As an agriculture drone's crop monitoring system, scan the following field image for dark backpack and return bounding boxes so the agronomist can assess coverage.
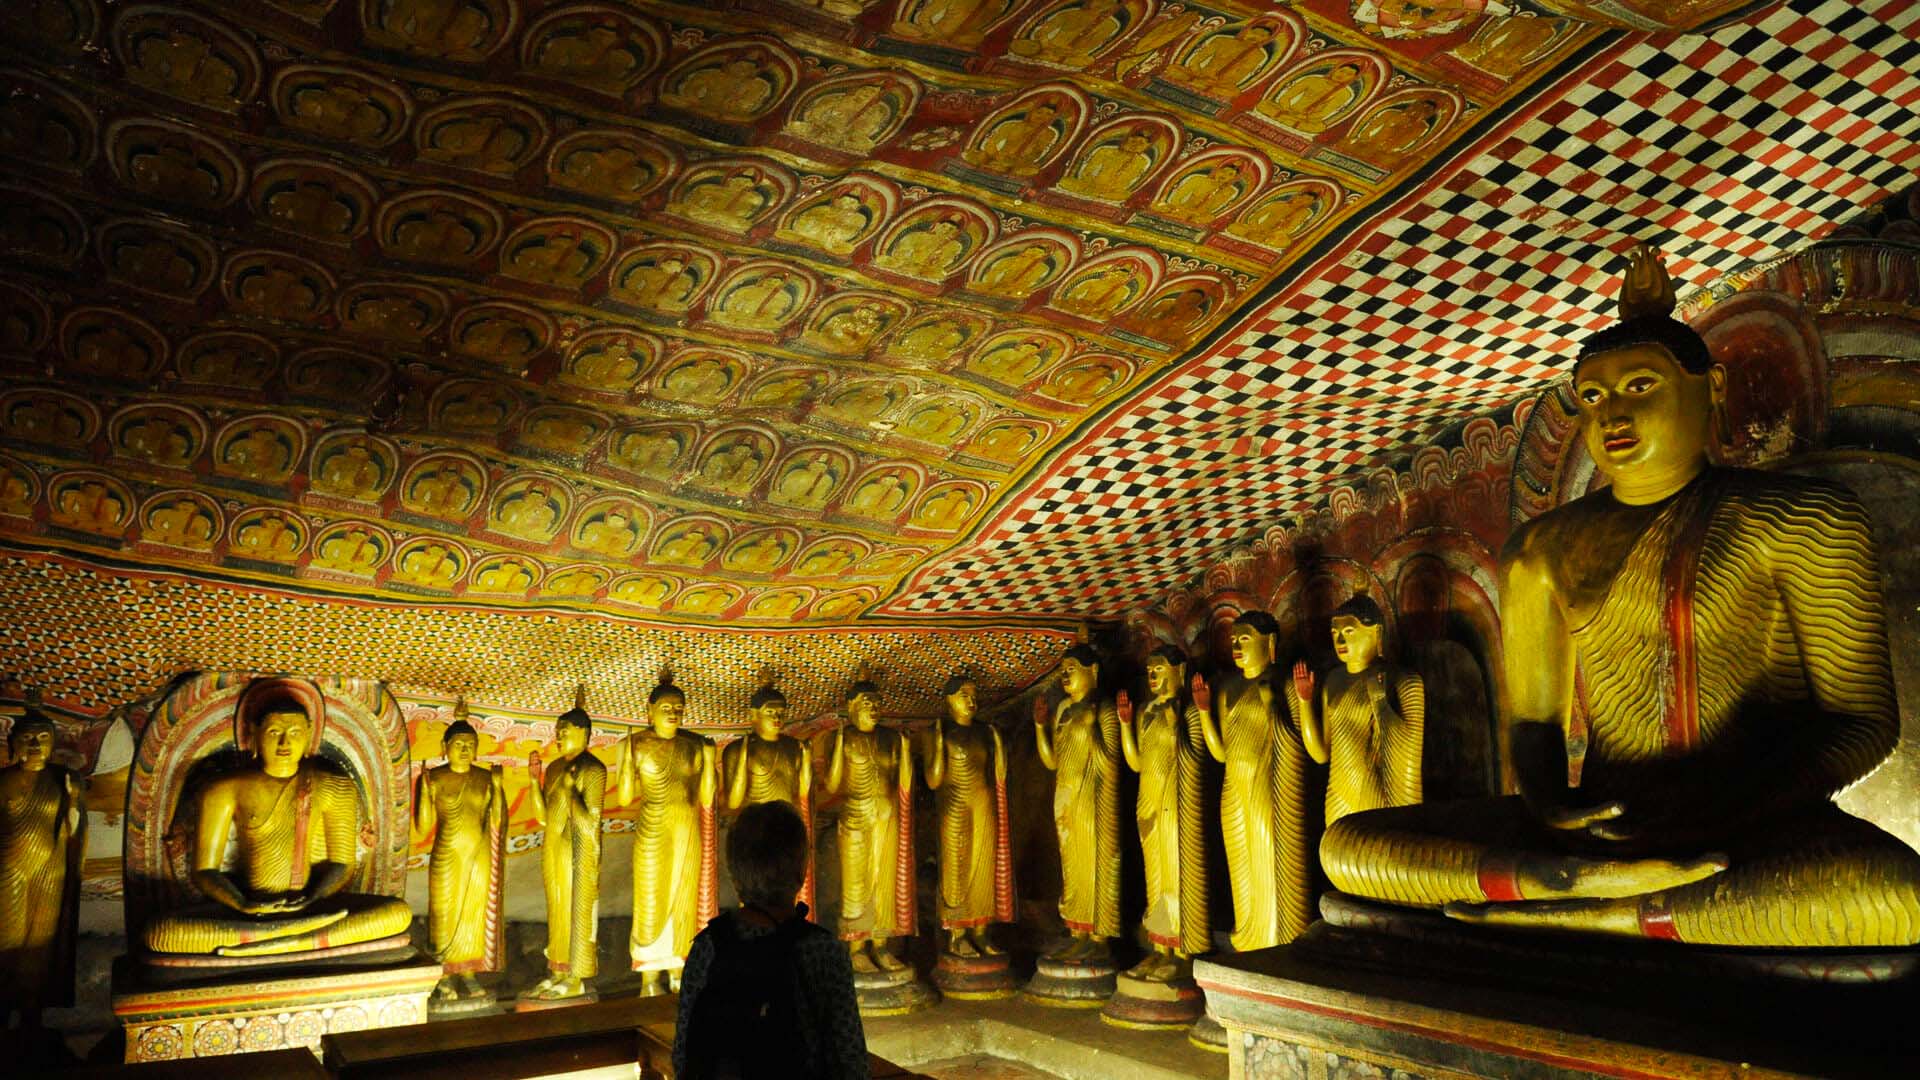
[681,912,812,1080]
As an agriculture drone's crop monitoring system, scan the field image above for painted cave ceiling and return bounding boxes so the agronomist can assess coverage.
[0,0,1916,716]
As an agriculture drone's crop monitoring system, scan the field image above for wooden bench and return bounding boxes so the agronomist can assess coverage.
[321,994,932,1079]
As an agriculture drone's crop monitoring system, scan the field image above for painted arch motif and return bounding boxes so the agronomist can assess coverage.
[1006,0,1156,70]
[773,176,900,258]
[358,0,519,63]
[520,4,665,94]
[272,64,414,149]
[1053,114,1184,204]
[560,328,663,394]
[662,159,795,235]
[1162,12,1305,99]
[113,6,263,113]
[656,38,801,124]
[782,73,920,156]
[1255,48,1392,135]
[871,198,999,284]
[963,84,1093,178]
[547,128,679,202]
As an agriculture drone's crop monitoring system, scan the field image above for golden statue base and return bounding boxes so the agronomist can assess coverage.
[1196,915,1920,1079]
[931,950,1019,1000]
[1100,970,1205,1030]
[112,954,442,1062]
[1022,950,1117,1008]
[853,965,941,1017]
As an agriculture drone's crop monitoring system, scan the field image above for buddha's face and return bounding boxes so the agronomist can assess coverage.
[1060,658,1096,702]
[1331,615,1382,671]
[752,700,787,738]
[556,720,590,757]
[445,732,478,771]
[650,691,686,737]
[1574,343,1718,483]
[255,709,313,776]
[1332,64,1361,84]
[9,725,53,770]
[1229,623,1273,675]
[946,680,977,725]
[847,692,877,732]
[1146,655,1181,698]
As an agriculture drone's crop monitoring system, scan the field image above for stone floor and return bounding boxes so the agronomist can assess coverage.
[916,1055,1059,1079]
[865,994,1226,1080]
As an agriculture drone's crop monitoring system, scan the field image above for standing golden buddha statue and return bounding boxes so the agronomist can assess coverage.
[522,693,607,1003]
[1,710,84,1027]
[1321,245,1920,948]
[616,672,716,996]
[415,704,506,1010]
[722,679,814,914]
[1289,595,1424,825]
[1029,645,1122,1005]
[827,679,938,1015]
[925,675,1016,999]
[1198,611,1314,952]
[826,680,912,972]
[1104,646,1212,1029]
[142,684,414,960]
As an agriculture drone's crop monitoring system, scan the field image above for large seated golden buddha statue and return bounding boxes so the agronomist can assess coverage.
[140,680,414,962]
[1321,246,1920,948]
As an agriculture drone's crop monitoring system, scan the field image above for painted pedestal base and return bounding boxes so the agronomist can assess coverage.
[1197,919,1920,1079]
[1101,970,1204,1030]
[932,950,1019,1000]
[113,956,442,1062]
[1022,952,1117,1008]
[855,965,941,1017]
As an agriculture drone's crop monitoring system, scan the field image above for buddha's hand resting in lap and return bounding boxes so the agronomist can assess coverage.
[1542,799,1632,842]
[242,891,310,916]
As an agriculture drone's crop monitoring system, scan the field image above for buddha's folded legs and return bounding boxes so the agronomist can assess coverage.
[143,894,414,957]
[1326,799,1920,946]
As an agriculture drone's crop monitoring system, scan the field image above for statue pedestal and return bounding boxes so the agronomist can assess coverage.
[1022,952,1117,1008]
[513,989,600,1012]
[112,955,442,1062]
[1196,918,1920,1079]
[1187,1010,1228,1053]
[1100,969,1204,1030]
[855,965,941,1017]
[931,950,1019,1000]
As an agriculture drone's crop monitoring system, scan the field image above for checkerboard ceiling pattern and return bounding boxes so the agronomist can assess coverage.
[883,0,1920,617]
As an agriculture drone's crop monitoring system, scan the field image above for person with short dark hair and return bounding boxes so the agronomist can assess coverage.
[674,800,868,1080]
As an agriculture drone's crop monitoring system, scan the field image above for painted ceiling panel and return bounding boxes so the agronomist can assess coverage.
[0,0,1628,628]
[889,0,1920,617]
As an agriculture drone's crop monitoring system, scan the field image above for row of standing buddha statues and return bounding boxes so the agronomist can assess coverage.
[383,603,1424,1016]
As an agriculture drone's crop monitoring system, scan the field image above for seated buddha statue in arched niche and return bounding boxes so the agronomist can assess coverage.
[141,681,415,959]
[1321,246,1920,947]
